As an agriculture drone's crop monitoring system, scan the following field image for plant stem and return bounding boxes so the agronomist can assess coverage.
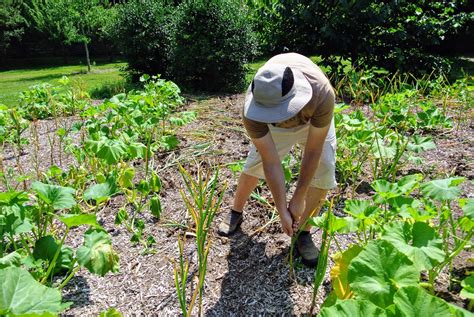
[309,207,333,315]
[19,234,32,257]
[58,262,80,289]
[41,227,69,284]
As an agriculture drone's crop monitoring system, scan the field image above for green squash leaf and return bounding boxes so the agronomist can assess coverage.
[396,174,422,195]
[118,167,135,189]
[343,200,378,219]
[149,196,161,220]
[127,142,147,159]
[59,214,102,229]
[407,135,436,153]
[460,275,474,300]
[160,135,179,151]
[372,179,399,203]
[0,266,70,316]
[31,182,76,210]
[84,178,118,204]
[114,208,129,225]
[371,141,397,159]
[0,191,29,206]
[319,299,387,317]
[0,252,21,269]
[420,177,465,201]
[149,172,161,193]
[77,229,119,276]
[0,205,33,236]
[394,286,450,316]
[386,196,416,215]
[86,138,127,165]
[136,179,150,195]
[344,200,377,219]
[348,240,420,308]
[33,236,74,275]
[459,198,474,221]
[98,139,127,164]
[332,216,360,234]
[382,222,445,271]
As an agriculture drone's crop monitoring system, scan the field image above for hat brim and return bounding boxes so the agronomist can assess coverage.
[243,68,312,123]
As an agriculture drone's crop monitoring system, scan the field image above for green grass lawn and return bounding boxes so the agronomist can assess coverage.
[0,61,126,106]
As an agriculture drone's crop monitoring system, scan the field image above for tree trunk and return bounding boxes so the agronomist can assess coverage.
[84,41,91,72]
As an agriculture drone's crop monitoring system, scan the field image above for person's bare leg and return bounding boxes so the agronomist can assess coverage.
[299,187,328,231]
[231,172,260,213]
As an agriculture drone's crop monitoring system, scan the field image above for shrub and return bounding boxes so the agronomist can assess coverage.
[247,0,472,75]
[171,0,257,92]
[114,0,174,81]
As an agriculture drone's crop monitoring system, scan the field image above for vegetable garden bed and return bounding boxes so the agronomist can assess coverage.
[0,76,472,316]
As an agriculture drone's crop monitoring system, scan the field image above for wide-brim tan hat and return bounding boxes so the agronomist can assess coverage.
[244,63,312,123]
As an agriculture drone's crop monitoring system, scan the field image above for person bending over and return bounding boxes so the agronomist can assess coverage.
[218,53,337,267]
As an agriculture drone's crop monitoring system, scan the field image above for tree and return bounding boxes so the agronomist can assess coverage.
[28,0,112,72]
[247,0,473,74]
[0,0,26,61]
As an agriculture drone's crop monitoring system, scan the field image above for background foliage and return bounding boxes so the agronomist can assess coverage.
[0,0,25,61]
[171,0,257,92]
[113,0,174,81]
[1,0,473,91]
[246,0,473,75]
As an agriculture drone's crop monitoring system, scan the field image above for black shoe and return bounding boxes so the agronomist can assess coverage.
[296,231,320,268]
[217,209,243,236]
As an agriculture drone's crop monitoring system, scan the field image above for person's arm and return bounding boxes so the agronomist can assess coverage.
[252,133,294,236]
[289,86,335,223]
[288,124,330,222]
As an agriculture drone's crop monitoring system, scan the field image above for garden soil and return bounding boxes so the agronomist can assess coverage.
[2,94,473,316]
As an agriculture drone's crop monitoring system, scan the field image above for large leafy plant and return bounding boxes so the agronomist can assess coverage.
[171,0,257,92]
[0,181,119,316]
[315,175,473,316]
[335,103,438,192]
[19,77,89,120]
[0,266,70,316]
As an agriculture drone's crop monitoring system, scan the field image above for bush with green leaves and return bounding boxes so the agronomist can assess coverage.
[0,0,26,61]
[114,0,174,81]
[247,0,472,74]
[171,0,257,92]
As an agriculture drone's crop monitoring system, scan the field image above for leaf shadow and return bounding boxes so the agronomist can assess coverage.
[61,275,93,311]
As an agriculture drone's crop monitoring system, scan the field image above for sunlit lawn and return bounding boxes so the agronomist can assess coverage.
[0,61,126,106]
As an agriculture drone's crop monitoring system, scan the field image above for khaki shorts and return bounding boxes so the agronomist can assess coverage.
[243,119,337,189]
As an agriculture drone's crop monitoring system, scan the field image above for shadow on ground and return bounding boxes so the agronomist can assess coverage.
[61,275,93,311]
[207,230,294,315]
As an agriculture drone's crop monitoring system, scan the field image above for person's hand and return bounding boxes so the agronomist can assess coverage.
[279,208,294,236]
[288,193,305,224]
